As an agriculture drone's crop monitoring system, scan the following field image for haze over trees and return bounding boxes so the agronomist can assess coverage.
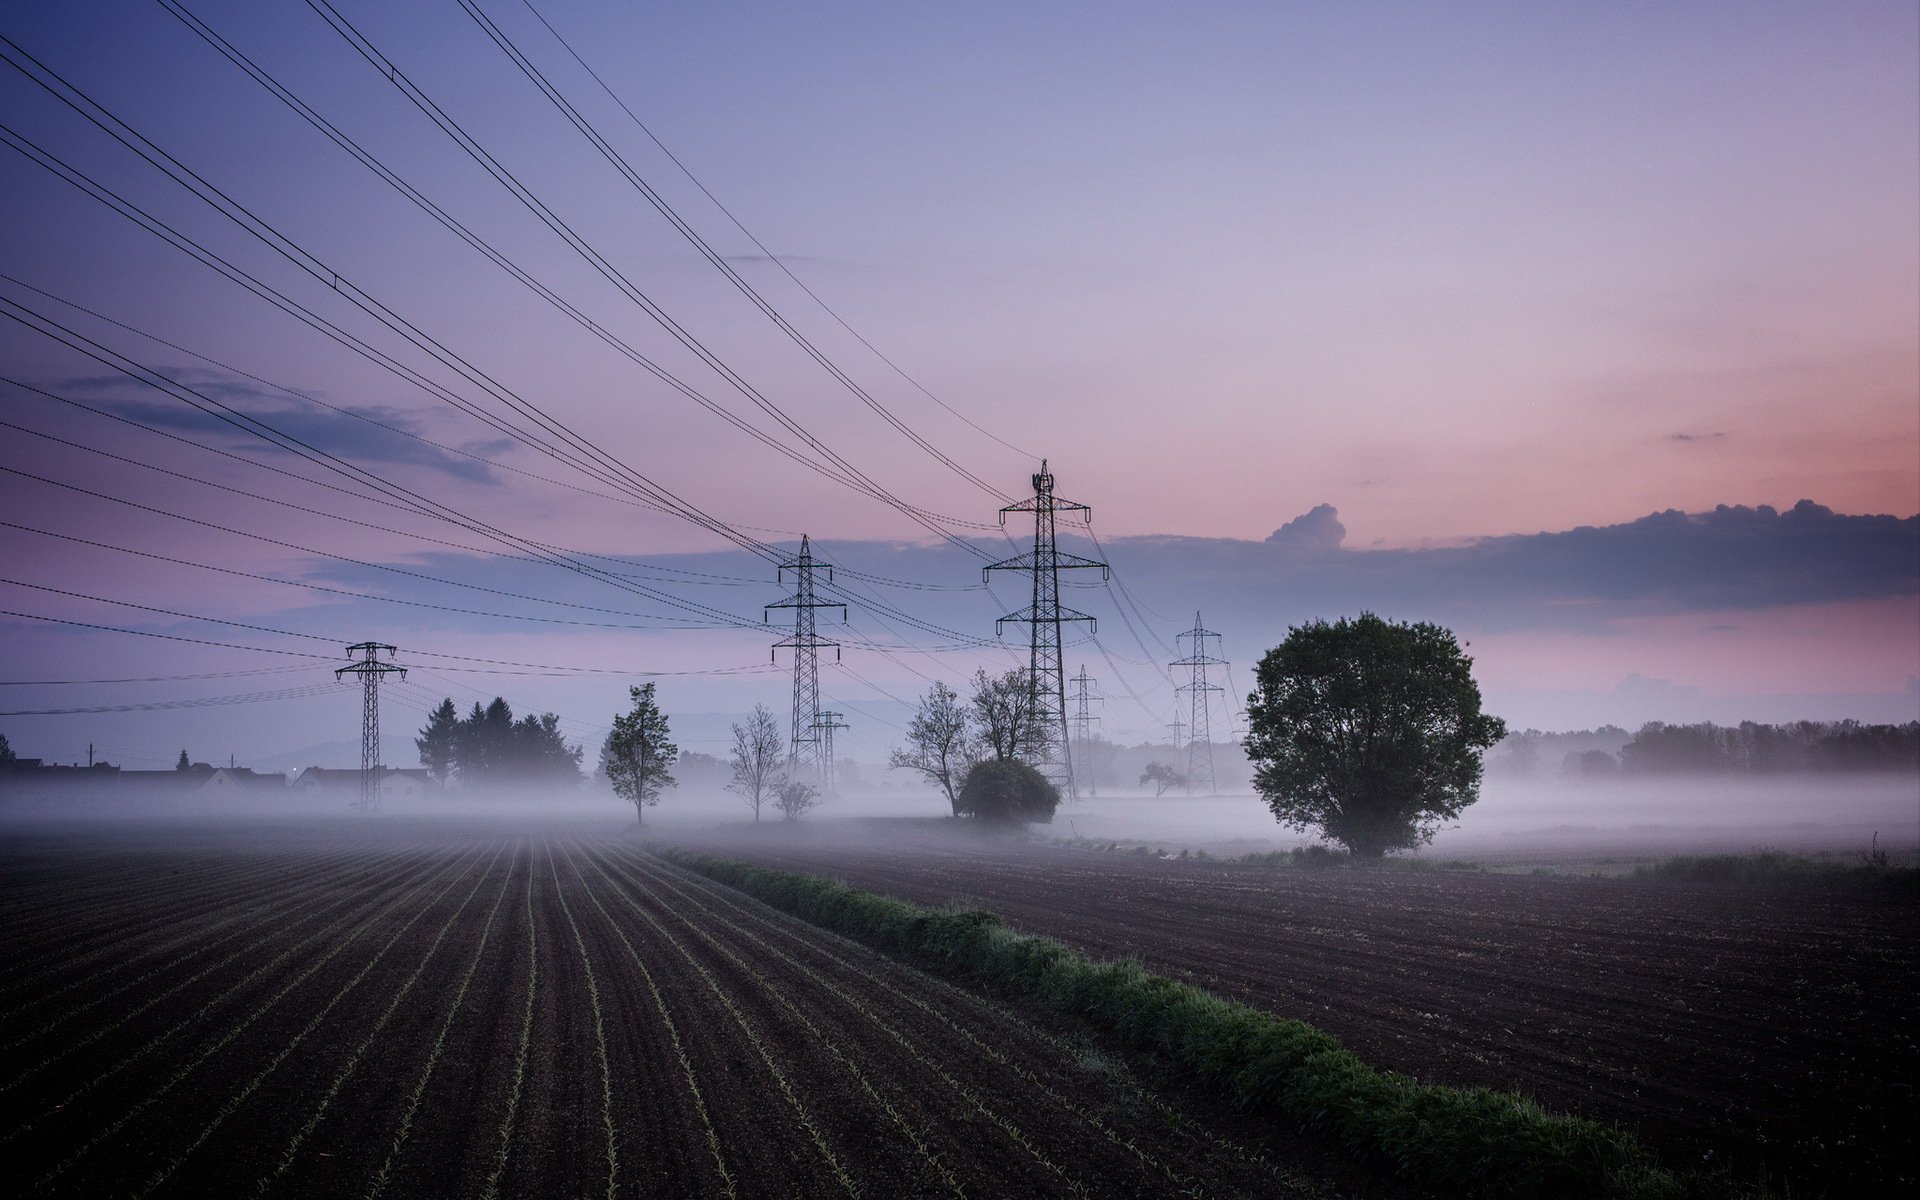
[416,696,582,790]
[1138,761,1183,797]
[599,684,677,824]
[728,704,785,823]
[1244,614,1506,857]
[890,669,1064,821]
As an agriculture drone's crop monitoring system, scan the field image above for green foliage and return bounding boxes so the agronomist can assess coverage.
[1243,613,1506,857]
[956,758,1059,824]
[660,849,1696,1199]
[600,684,677,823]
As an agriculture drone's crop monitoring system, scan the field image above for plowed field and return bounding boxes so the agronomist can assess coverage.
[668,824,1920,1196]
[0,826,1342,1199]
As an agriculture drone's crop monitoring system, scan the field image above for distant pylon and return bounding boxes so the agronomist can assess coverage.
[987,461,1107,801]
[813,710,850,792]
[1167,709,1187,757]
[1068,665,1102,795]
[1170,612,1225,795]
[335,642,405,813]
[766,535,844,780]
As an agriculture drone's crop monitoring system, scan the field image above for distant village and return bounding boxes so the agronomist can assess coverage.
[0,756,438,801]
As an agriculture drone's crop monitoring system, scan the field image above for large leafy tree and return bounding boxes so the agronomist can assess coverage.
[888,681,979,816]
[600,684,677,824]
[1243,614,1506,857]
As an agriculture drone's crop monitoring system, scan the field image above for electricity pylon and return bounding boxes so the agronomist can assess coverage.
[335,642,405,813]
[766,535,844,779]
[1170,613,1225,794]
[987,461,1107,801]
[1068,665,1101,795]
[813,710,850,792]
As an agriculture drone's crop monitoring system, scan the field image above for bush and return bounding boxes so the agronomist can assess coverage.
[956,759,1059,824]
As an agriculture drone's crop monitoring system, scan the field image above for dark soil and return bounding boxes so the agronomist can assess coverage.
[665,822,1920,1197]
[0,824,1361,1198]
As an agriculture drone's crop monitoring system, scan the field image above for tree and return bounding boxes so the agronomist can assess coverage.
[1138,761,1183,797]
[600,684,677,825]
[969,668,1049,763]
[728,704,784,823]
[956,759,1059,824]
[415,698,459,784]
[449,697,581,789]
[0,732,14,764]
[774,776,820,821]
[888,681,979,815]
[176,749,190,772]
[1243,613,1506,857]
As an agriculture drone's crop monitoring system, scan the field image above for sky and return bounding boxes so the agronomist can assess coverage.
[1,0,1915,771]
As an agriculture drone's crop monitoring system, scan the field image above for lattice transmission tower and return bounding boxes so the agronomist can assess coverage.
[335,642,405,813]
[766,535,844,781]
[1170,613,1225,794]
[813,710,850,792]
[1068,665,1102,795]
[987,461,1107,800]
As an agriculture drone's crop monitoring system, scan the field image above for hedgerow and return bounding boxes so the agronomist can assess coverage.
[657,847,1733,1200]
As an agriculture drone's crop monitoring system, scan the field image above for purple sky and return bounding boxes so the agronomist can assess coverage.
[1,1,1915,769]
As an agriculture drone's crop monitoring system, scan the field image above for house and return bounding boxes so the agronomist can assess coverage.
[291,767,438,798]
[195,767,287,795]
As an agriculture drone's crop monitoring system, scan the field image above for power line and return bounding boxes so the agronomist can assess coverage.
[451,0,1015,503]
[509,0,1037,462]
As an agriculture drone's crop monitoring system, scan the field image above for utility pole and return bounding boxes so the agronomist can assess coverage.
[1167,710,1187,758]
[812,710,850,792]
[1170,613,1225,795]
[766,535,844,782]
[1068,665,1102,795]
[335,642,405,813]
[987,461,1107,801]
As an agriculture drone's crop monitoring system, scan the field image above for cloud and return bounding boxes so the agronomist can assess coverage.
[1667,431,1728,443]
[1264,503,1345,550]
[58,368,498,483]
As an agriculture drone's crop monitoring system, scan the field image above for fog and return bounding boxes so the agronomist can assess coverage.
[2,773,1913,870]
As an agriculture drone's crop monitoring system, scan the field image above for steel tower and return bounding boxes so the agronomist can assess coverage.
[813,710,850,792]
[335,642,405,813]
[1170,613,1225,794]
[1068,665,1102,795]
[766,535,844,780]
[987,461,1107,800]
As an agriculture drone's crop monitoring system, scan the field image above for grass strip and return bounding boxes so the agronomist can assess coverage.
[657,847,1714,1200]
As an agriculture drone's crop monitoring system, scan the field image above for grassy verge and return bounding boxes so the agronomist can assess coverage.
[656,846,1731,1200]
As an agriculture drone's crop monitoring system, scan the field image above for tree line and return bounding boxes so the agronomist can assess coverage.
[1492,720,1920,779]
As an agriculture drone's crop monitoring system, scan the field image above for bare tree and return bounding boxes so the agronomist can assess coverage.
[969,668,1049,763]
[728,704,784,823]
[774,776,820,821]
[888,681,979,816]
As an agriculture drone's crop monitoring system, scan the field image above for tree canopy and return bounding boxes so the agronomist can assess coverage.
[421,697,582,790]
[600,684,677,824]
[1243,614,1505,857]
[957,759,1059,824]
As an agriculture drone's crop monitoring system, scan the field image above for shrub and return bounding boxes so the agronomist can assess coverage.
[956,759,1059,824]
